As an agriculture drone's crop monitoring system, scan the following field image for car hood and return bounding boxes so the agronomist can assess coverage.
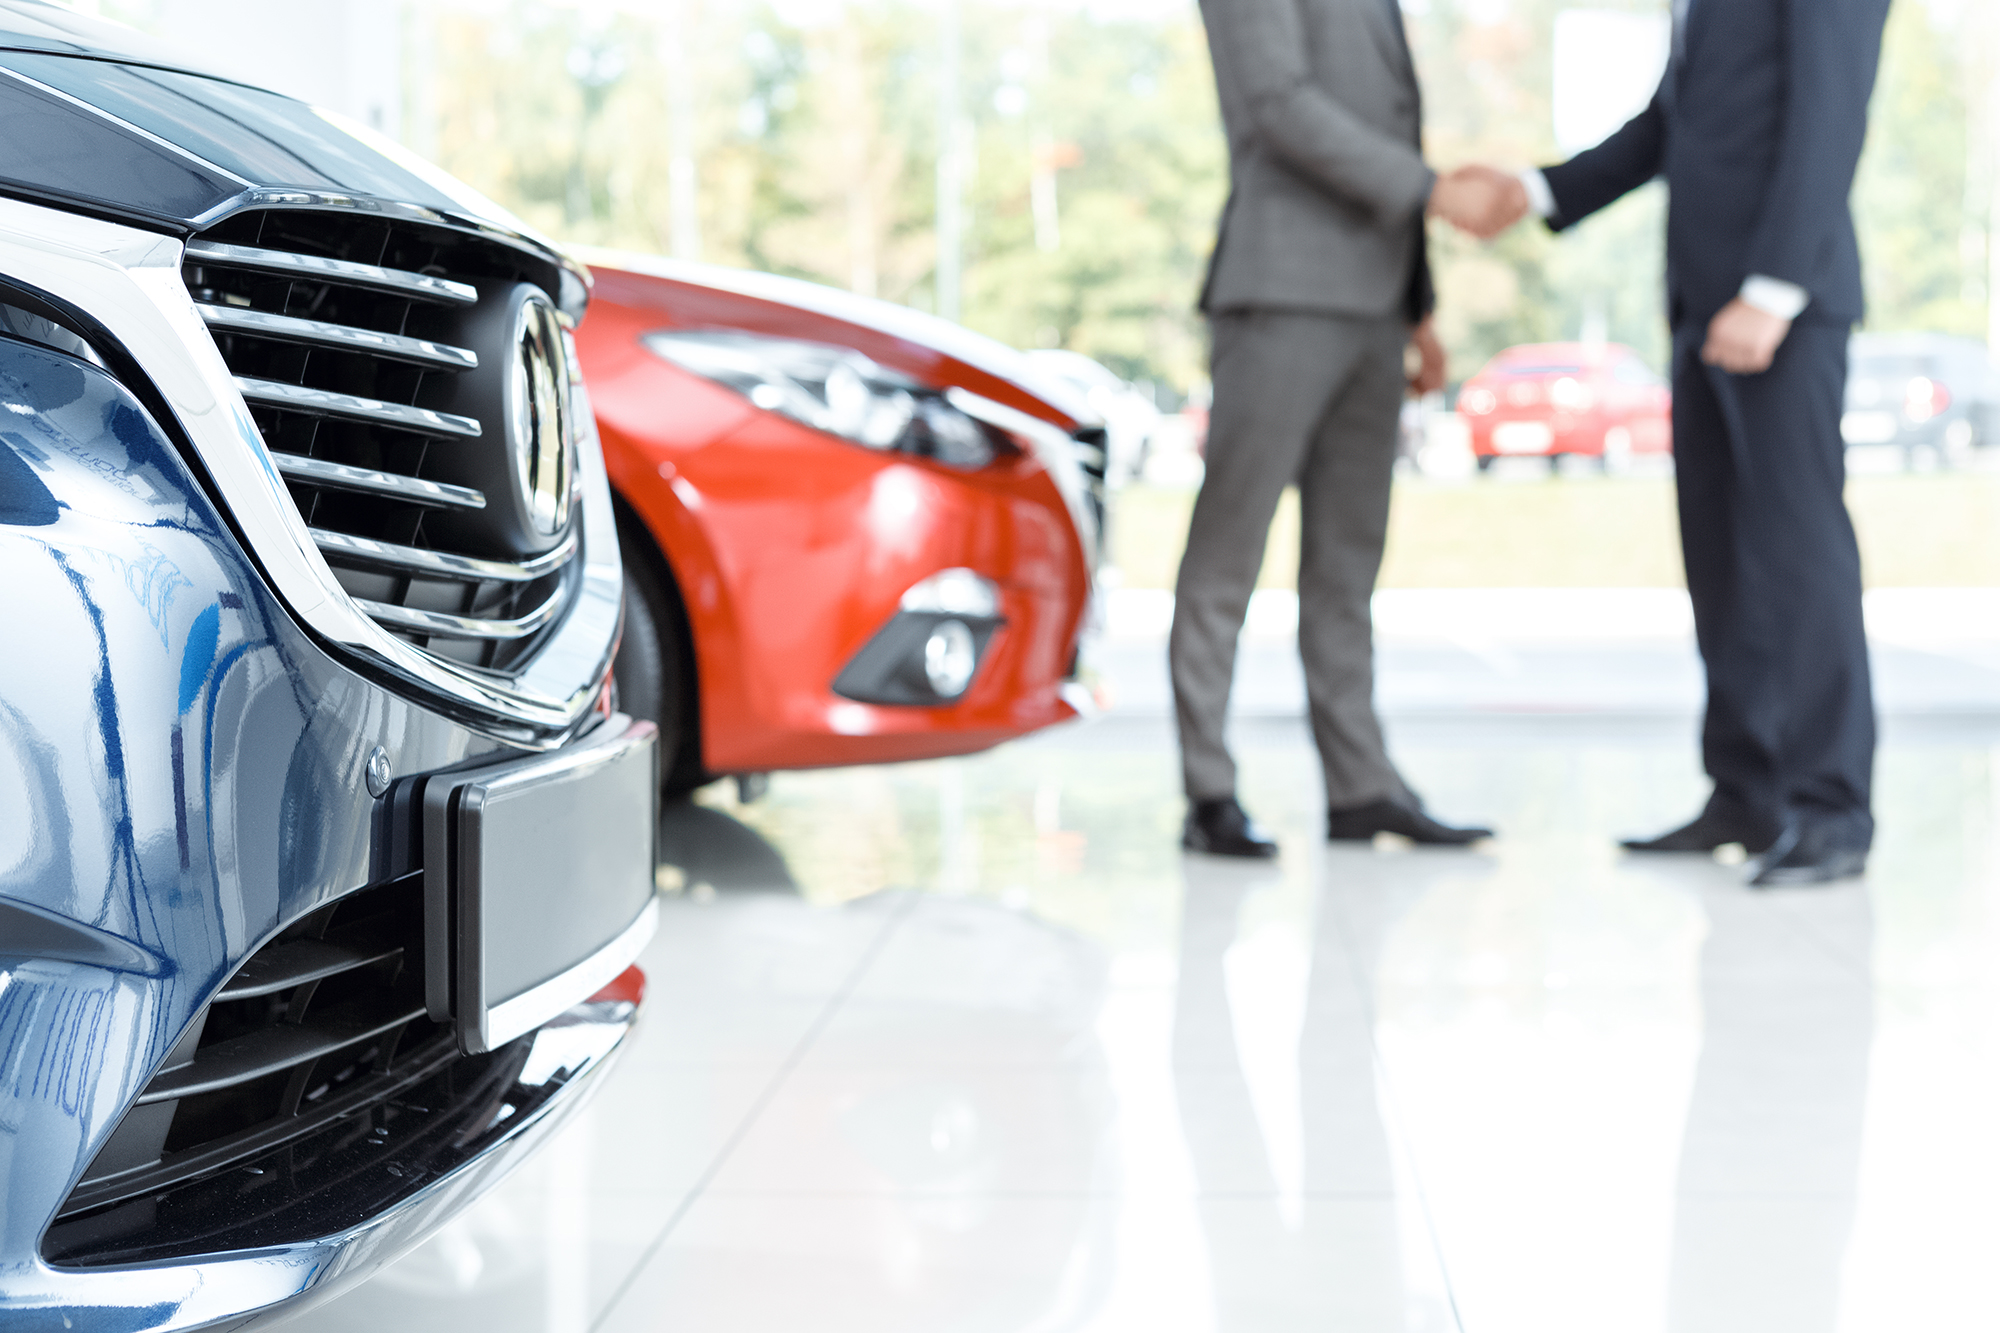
[0,0,559,265]
[578,248,1101,431]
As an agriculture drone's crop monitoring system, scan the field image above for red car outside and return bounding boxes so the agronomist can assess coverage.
[574,252,1101,789]
[1457,341,1672,471]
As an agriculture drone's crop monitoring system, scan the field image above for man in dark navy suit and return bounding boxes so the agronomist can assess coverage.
[1517,0,1893,884]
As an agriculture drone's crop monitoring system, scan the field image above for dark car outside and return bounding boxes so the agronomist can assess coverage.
[1842,331,2000,465]
[0,4,657,1327]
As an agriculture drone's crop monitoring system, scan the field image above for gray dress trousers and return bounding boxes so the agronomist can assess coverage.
[1169,308,1415,809]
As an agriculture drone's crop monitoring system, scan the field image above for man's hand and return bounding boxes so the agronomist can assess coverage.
[1427,165,1529,240]
[1701,298,1792,375]
[1408,317,1447,396]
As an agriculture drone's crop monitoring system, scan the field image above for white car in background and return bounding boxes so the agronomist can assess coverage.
[1026,348,1163,489]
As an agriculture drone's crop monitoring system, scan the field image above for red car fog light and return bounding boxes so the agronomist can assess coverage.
[833,568,1004,705]
[924,619,979,697]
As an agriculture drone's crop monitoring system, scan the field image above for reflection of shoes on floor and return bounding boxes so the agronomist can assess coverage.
[1327,798,1491,846]
[1621,795,1779,854]
[1750,824,1868,888]
[1182,796,1279,859]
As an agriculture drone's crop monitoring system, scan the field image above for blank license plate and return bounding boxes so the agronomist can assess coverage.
[425,716,658,1052]
[1842,411,1898,445]
[1492,421,1555,454]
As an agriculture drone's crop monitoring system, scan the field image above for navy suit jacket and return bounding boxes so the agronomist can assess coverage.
[1541,0,1890,329]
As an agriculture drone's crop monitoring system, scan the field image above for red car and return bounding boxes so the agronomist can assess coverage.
[1457,341,1672,471]
[574,253,1101,789]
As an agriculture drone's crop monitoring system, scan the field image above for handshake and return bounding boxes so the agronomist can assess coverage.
[1426,164,1531,241]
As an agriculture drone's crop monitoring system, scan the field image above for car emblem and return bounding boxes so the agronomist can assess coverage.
[509,292,575,537]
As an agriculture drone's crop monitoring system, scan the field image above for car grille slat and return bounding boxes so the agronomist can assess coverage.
[271,452,487,510]
[234,375,483,439]
[313,526,576,583]
[354,585,571,641]
[215,931,405,1001]
[184,238,480,305]
[198,303,479,370]
[137,999,428,1104]
[55,875,461,1239]
[185,208,583,674]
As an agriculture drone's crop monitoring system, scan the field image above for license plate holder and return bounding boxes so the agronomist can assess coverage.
[422,716,658,1053]
[1493,421,1555,454]
[1841,410,1898,445]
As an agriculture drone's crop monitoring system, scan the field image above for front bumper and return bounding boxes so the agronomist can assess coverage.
[6,979,640,1333]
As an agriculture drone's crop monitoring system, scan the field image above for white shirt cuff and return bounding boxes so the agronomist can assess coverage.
[1519,169,1556,220]
[1739,275,1809,320]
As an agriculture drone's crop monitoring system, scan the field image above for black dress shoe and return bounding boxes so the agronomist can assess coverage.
[1326,798,1491,846]
[1621,795,1780,854]
[1750,823,1868,887]
[1183,797,1279,859]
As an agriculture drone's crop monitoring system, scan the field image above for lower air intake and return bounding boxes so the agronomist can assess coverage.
[44,877,465,1265]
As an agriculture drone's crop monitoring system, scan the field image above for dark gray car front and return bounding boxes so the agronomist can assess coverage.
[0,6,656,1326]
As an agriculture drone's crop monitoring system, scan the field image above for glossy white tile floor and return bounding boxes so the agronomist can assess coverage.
[282,596,2000,1332]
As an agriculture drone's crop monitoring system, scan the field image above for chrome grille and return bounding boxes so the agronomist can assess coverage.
[182,210,581,672]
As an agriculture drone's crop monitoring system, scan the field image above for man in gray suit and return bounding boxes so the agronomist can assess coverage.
[1175,0,1520,856]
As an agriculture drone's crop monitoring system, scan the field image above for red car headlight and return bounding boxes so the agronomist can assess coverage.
[1460,386,1497,415]
[642,328,1009,469]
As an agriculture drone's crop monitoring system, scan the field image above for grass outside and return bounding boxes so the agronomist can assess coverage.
[1108,472,2000,590]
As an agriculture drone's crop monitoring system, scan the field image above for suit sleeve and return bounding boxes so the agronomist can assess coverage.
[1204,0,1434,223]
[1740,0,1890,294]
[1538,77,1668,231]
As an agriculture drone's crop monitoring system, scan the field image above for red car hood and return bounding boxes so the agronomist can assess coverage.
[570,248,1101,432]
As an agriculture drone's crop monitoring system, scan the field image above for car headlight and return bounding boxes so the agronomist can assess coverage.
[643,328,1007,469]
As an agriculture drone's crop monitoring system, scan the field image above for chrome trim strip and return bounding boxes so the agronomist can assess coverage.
[197,302,478,369]
[236,375,483,439]
[185,238,479,305]
[354,585,570,641]
[271,453,486,509]
[313,526,576,583]
[0,196,620,745]
[485,897,658,1050]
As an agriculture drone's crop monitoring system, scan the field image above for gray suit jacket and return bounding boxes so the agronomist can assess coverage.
[1198,0,1435,321]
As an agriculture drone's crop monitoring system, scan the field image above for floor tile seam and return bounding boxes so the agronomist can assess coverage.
[613,1058,831,1070]
[689,1188,1408,1201]
[588,891,922,1332]
[1319,902,1469,1333]
[771,1059,1112,1072]
[1666,1189,1864,1200]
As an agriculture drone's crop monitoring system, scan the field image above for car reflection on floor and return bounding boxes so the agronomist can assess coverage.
[657,798,801,895]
